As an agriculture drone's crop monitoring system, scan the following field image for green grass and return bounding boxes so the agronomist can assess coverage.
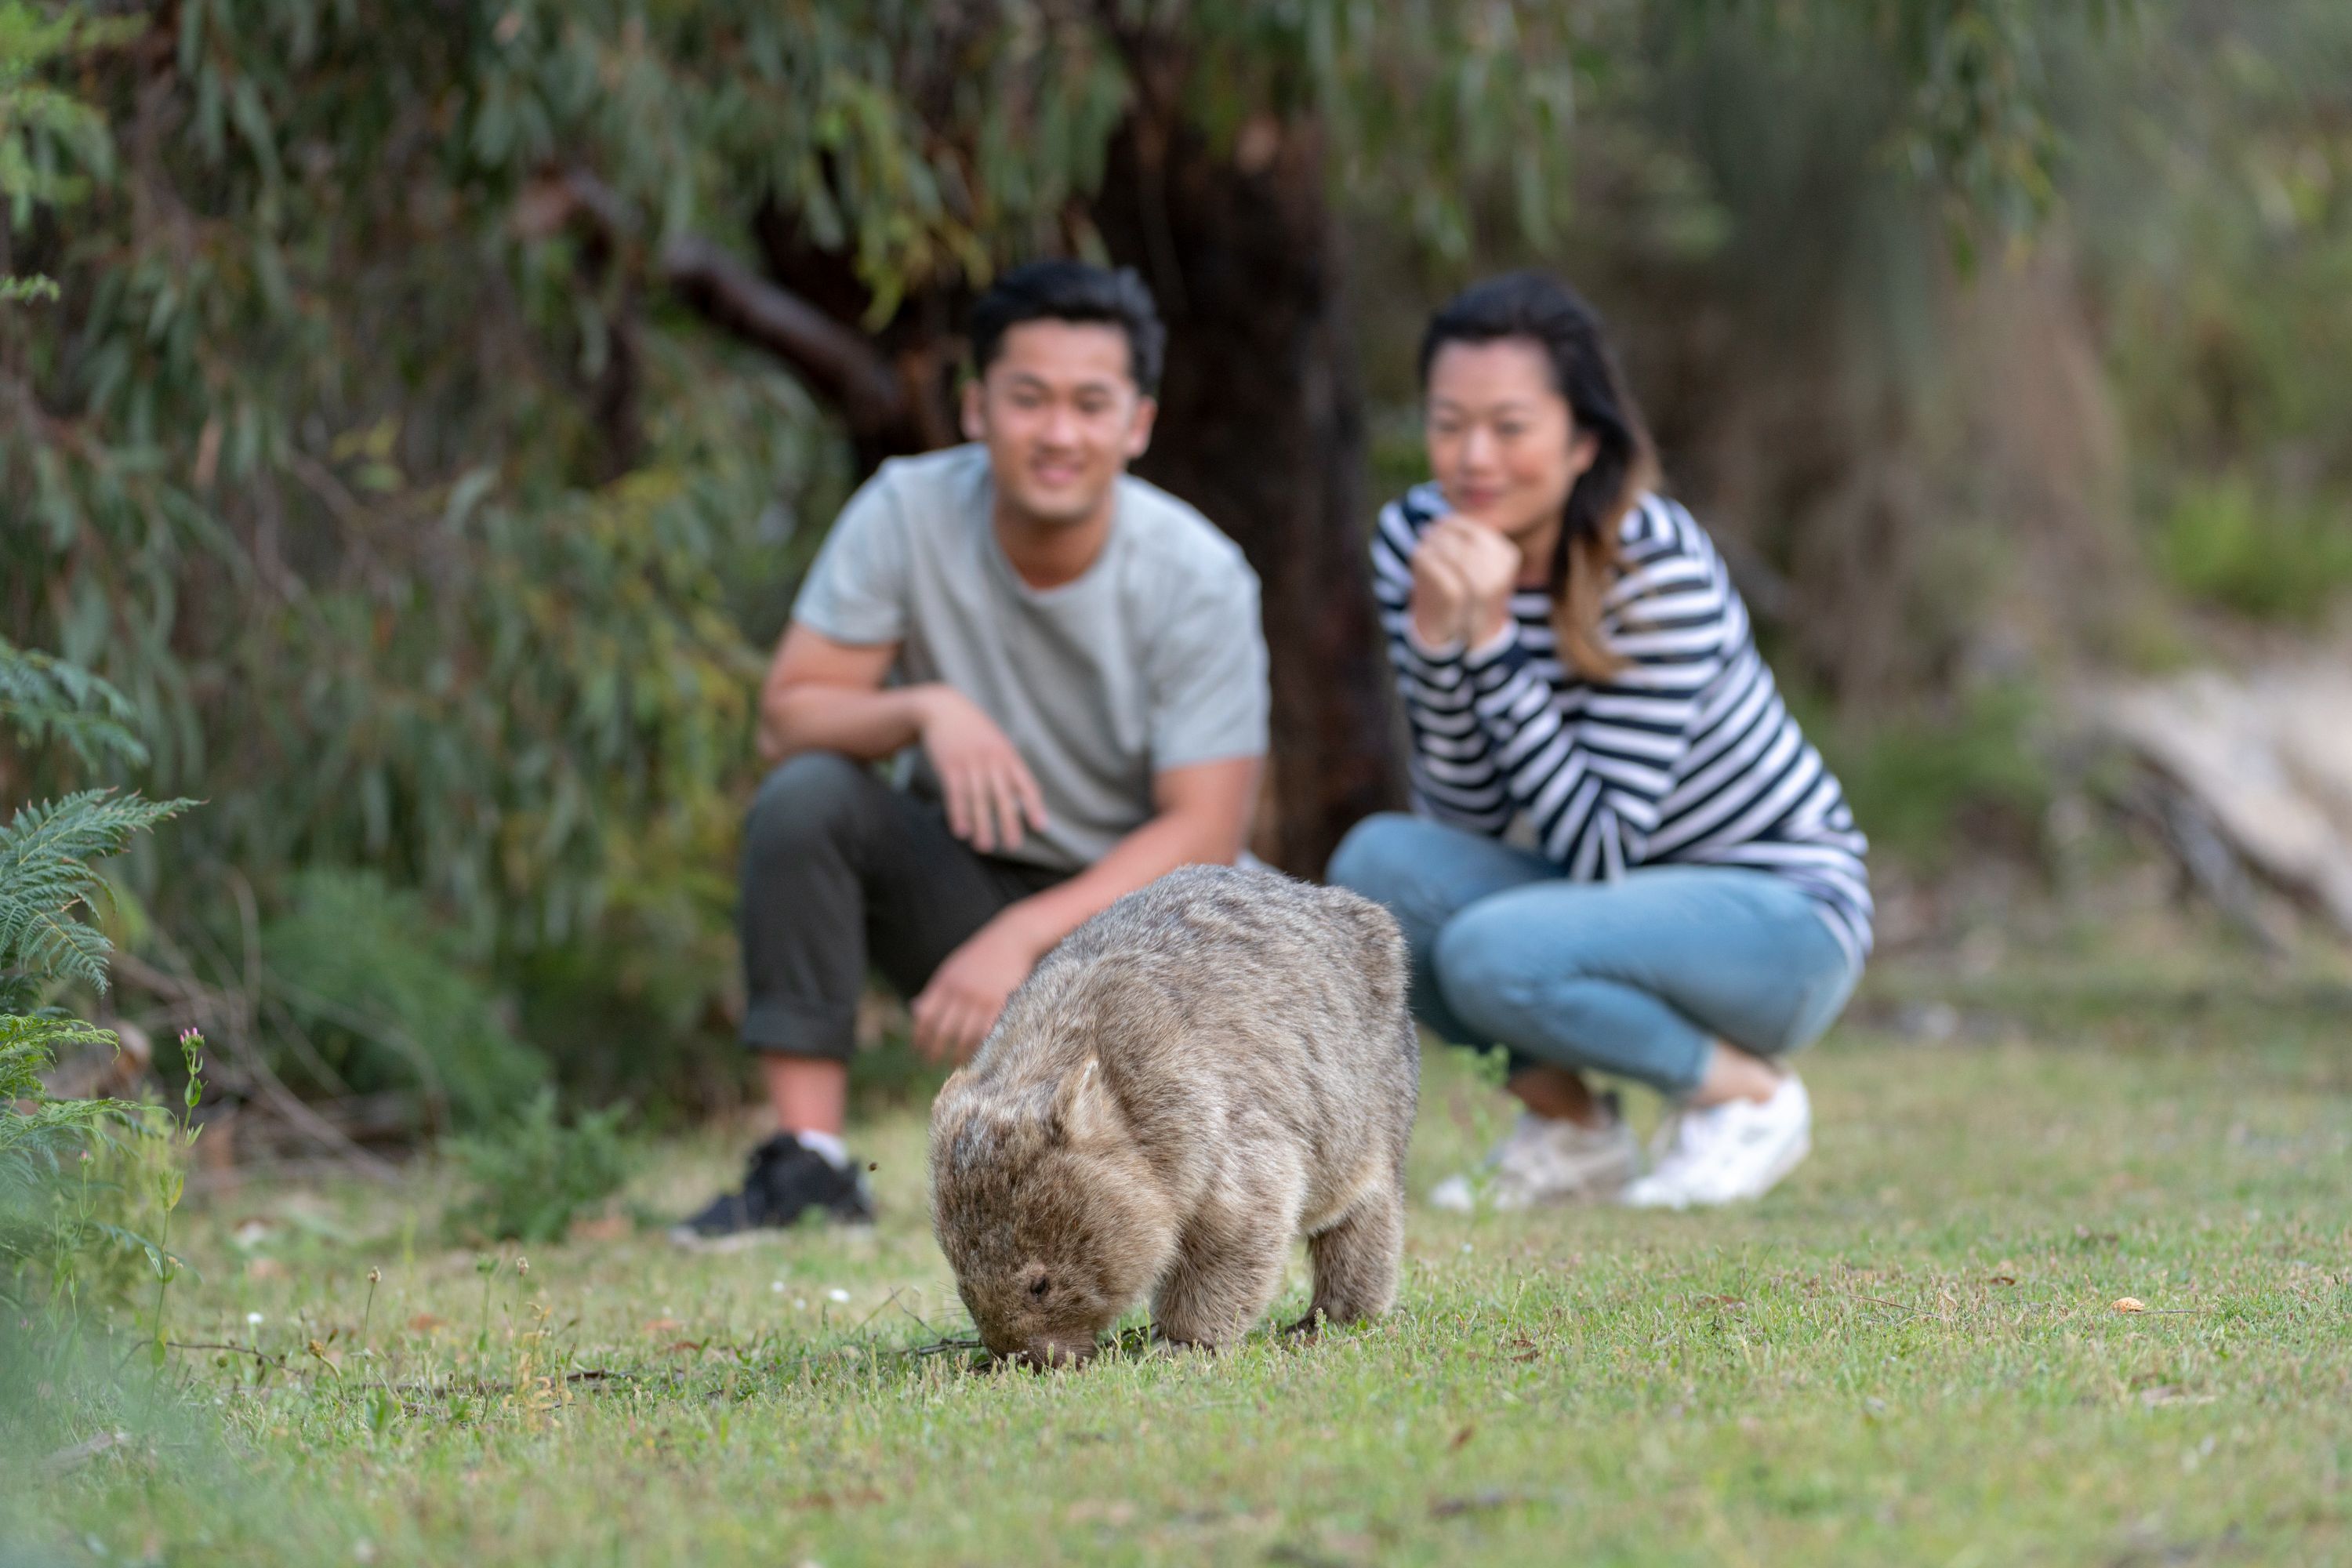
[2153,475,2352,626]
[12,964,2352,1566]
[1807,682,2053,873]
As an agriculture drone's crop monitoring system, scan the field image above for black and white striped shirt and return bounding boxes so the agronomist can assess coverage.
[1373,485,1873,965]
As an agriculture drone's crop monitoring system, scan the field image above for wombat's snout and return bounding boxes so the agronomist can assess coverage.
[1010,1335,1098,1370]
[962,1254,1123,1370]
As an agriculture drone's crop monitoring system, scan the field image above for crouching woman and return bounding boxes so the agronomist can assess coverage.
[1330,272,1871,1210]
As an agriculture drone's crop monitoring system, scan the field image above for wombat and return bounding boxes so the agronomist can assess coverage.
[928,863,1418,1367]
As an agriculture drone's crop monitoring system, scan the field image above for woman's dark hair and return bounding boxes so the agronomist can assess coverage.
[969,260,1166,394]
[1418,271,1657,681]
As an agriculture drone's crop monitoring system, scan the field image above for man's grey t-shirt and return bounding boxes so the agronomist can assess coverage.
[791,444,1269,874]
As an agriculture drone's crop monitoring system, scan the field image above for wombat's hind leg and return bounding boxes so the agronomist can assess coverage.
[1151,1207,1294,1352]
[1291,1182,1404,1334]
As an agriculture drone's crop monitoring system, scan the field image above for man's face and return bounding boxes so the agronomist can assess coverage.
[963,321,1156,528]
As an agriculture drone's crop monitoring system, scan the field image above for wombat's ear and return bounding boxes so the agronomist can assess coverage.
[1046,1057,1116,1146]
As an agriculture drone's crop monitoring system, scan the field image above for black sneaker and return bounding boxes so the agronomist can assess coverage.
[669,1133,875,1250]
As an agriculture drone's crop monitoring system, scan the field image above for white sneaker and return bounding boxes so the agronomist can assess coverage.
[1430,1100,1639,1212]
[1622,1075,1812,1209]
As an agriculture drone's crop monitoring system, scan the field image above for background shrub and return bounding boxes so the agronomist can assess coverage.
[442,1089,633,1246]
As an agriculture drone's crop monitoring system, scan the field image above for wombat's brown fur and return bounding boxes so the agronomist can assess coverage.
[928,864,1418,1367]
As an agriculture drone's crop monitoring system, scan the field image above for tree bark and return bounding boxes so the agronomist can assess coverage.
[1091,107,1403,876]
[515,170,956,474]
[747,201,964,473]
[662,234,909,441]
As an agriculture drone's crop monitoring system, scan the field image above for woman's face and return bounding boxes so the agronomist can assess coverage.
[1424,337,1598,544]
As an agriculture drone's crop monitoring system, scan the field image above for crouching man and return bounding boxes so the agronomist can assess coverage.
[675,260,1269,1244]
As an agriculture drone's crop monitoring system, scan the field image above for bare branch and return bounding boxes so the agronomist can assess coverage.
[658,234,906,434]
[113,947,402,1181]
[515,168,907,437]
[513,168,641,245]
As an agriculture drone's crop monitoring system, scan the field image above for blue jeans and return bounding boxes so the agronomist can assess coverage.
[1327,813,1860,1094]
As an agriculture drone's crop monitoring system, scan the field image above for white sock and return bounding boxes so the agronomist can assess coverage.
[791,1128,850,1169]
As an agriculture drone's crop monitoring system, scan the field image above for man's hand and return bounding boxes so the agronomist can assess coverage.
[910,913,1047,1062]
[916,688,1048,854]
[1414,514,1522,649]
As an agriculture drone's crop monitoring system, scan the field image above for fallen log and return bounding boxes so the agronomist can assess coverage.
[2092,653,2352,942]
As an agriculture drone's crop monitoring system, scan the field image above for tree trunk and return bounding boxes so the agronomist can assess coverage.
[1092,108,1403,876]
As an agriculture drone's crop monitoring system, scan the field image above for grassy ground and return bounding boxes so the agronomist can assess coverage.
[12,960,2352,1566]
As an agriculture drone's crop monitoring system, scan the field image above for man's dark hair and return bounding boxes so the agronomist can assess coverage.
[967,260,1165,395]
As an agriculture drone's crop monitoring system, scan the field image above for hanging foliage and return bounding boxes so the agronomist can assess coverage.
[0,0,2089,1108]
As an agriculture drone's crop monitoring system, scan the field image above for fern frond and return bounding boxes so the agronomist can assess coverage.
[0,1094,115,1164]
[1,1013,117,1102]
[0,790,192,990]
[0,638,147,768]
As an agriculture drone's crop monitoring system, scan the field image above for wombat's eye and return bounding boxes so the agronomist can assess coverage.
[1029,1276,1051,1298]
